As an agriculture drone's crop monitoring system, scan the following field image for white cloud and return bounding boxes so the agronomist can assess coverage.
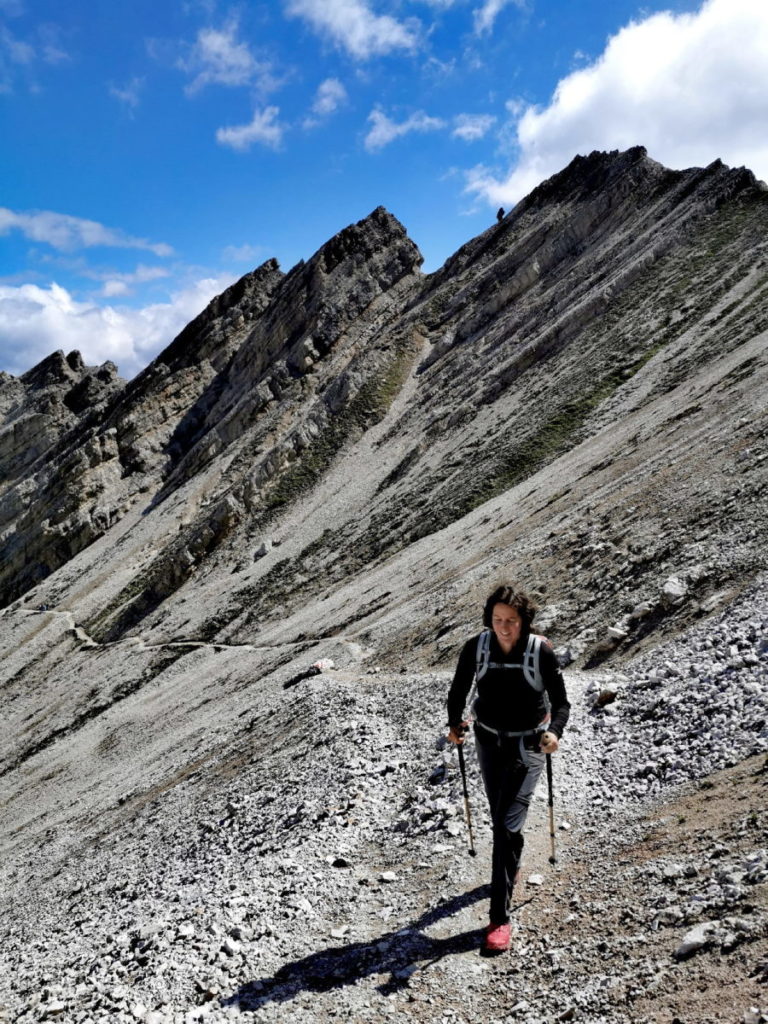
[0,207,173,257]
[0,24,30,90]
[303,77,348,128]
[365,108,445,150]
[101,280,131,298]
[110,77,144,109]
[504,97,525,118]
[424,55,457,78]
[285,0,420,59]
[0,20,70,91]
[312,77,347,116]
[452,113,496,141]
[37,24,70,65]
[97,264,171,297]
[473,0,525,36]
[216,105,284,150]
[0,276,232,379]
[466,0,768,207]
[180,18,275,95]
[0,24,34,64]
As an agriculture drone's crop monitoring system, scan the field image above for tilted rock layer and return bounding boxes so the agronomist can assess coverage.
[1,148,768,1019]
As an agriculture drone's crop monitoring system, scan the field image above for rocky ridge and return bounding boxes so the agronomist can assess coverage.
[1,147,768,1022]
[2,149,767,655]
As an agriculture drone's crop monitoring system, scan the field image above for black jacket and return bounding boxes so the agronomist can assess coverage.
[447,631,570,737]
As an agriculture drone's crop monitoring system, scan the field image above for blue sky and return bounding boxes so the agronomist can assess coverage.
[2,0,767,378]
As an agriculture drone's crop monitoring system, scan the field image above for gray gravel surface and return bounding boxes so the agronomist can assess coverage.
[1,578,767,1024]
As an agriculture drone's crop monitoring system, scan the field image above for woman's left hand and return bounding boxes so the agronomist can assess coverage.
[539,731,559,754]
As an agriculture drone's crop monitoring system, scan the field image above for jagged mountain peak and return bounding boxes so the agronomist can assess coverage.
[18,348,119,391]
[155,205,424,492]
[521,145,767,212]
[525,145,664,202]
[1,146,766,640]
[8,349,122,415]
[311,205,421,274]
[145,258,285,379]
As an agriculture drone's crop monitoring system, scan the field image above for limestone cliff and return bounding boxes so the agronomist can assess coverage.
[1,148,767,662]
[0,259,283,603]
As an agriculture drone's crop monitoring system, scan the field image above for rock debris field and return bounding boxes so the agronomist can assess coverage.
[2,575,768,1024]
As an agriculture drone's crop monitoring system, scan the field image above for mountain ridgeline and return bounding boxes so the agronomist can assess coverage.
[3,145,768,1024]
[1,147,767,668]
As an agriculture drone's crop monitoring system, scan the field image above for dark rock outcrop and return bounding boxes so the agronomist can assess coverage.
[0,257,285,603]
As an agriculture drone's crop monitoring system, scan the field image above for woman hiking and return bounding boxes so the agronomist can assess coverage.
[447,584,570,953]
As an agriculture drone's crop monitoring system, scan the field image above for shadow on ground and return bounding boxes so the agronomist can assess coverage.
[222,884,501,1012]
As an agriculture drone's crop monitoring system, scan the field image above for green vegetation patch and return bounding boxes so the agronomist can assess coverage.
[260,341,417,515]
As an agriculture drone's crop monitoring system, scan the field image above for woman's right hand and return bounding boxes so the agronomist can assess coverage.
[447,721,469,745]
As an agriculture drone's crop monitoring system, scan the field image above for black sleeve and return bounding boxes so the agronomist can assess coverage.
[447,637,478,727]
[540,639,570,738]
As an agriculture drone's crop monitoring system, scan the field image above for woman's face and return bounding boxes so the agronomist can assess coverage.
[491,602,523,653]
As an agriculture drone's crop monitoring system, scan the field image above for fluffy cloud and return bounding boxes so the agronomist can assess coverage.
[0,22,33,91]
[216,106,284,150]
[0,207,173,257]
[466,0,768,206]
[311,77,347,117]
[473,0,525,35]
[303,77,348,128]
[0,18,70,91]
[0,276,232,379]
[97,265,171,298]
[452,113,496,141]
[285,0,419,59]
[0,23,33,64]
[180,19,275,95]
[365,108,445,150]
[221,243,263,264]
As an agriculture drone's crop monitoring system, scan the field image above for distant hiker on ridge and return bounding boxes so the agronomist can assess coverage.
[496,207,505,222]
[447,584,570,954]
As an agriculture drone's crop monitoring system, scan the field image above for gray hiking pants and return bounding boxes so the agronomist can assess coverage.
[474,725,545,925]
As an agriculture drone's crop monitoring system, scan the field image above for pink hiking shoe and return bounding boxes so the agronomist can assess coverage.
[484,922,510,953]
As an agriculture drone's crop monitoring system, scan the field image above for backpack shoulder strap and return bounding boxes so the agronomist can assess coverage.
[475,629,492,681]
[523,633,544,691]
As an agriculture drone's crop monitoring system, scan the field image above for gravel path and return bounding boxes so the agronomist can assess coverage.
[1,578,767,1024]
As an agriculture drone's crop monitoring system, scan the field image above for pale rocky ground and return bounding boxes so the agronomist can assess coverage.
[1,576,766,1024]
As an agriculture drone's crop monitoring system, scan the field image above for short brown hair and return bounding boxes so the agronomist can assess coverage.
[482,584,537,633]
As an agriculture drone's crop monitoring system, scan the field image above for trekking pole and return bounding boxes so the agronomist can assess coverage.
[546,753,556,865]
[457,743,477,858]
